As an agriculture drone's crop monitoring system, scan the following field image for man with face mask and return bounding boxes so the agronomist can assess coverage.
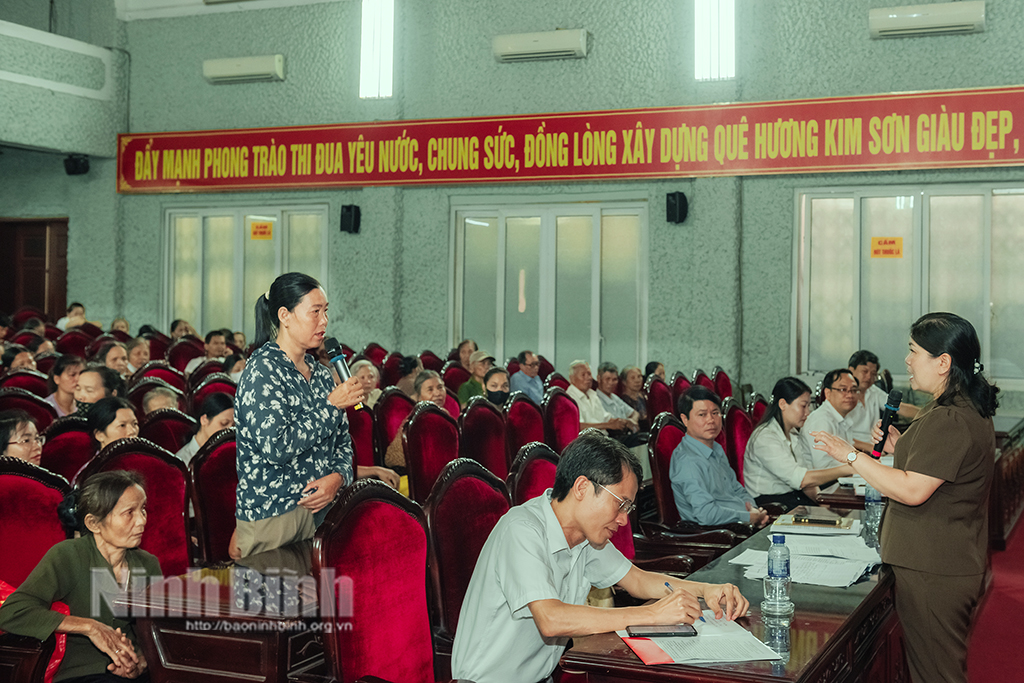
[483,367,511,407]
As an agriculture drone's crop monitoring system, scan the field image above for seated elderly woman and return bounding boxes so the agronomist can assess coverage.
[743,377,854,510]
[175,393,235,466]
[169,319,196,340]
[0,409,44,466]
[89,397,140,452]
[2,345,37,373]
[223,352,246,383]
[125,338,150,375]
[618,365,648,424]
[350,359,383,408]
[456,338,478,371]
[91,342,130,379]
[394,355,423,398]
[0,470,161,681]
[384,369,450,469]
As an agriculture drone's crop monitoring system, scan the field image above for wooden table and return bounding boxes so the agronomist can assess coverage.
[561,519,908,683]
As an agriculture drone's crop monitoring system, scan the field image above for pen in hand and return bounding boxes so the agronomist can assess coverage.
[665,581,706,622]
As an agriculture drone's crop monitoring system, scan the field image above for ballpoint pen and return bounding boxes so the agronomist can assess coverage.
[665,581,705,622]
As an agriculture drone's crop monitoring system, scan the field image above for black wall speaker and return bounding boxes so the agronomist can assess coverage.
[64,154,89,176]
[340,205,361,234]
[666,191,688,223]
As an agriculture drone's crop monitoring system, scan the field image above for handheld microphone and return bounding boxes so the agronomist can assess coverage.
[324,337,363,410]
[872,389,902,458]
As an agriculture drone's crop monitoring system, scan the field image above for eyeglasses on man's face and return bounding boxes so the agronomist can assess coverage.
[8,434,45,447]
[829,386,861,395]
[592,481,636,515]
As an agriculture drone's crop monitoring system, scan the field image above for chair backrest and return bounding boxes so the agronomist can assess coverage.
[54,329,92,358]
[692,368,715,392]
[34,352,59,375]
[85,334,119,360]
[138,408,198,453]
[458,396,508,480]
[543,372,570,391]
[76,323,103,338]
[0,388,58,433]
[189,373,236,417]
[40,416,94,483]
[108,329,132,343]
[403,401,460,505]
[8,332,39,347]
[503,392,545,472]
[361,342,388,366]
[339,342,355,361]
[0,458,71,586]
[506,358,520,375]
[190,429,238,564]
[418,349,444,373]
[648,412,685,527]
[722,397,753,485]
[506,441,560,506]
[347,405,376,468]
[541,387,580,455]
[441,360,471,393]
[444,388,461,419]
[143,333,170,361]
[424,458,511,641]
[166,338,204,372]
[712,366,734,399]
[12,306,46,328]
[0,370,50,398]
[126,378,187,417]
[372,387,415,464]
[313,480,434,683]
[747,392,769,424]
[186,359,225,389]
[380,351,404,387]
[132,361,187,392]
[536,355,555,380]
[43,323,62,341]
[76,437,191,576]
[644,375,674,422]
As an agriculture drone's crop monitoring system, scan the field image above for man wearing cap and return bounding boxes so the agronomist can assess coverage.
[458,350,495,406]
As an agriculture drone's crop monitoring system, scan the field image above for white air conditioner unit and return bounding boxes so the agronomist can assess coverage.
[869,1,985,38]
[492,29,588,63]
[203,54,285,84]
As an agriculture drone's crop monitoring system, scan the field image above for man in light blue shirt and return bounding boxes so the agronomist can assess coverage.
[509,349,544,404]
[670,386,768,528]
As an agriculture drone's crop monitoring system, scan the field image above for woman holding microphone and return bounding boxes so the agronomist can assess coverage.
[811,312,998,683]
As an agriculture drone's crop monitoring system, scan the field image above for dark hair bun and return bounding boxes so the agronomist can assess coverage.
[57,489,83,534]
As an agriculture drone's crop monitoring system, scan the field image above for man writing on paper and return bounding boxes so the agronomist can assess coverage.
[451,431,748,683]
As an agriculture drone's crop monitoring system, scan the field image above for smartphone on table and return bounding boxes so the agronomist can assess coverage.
[625,624,697,637]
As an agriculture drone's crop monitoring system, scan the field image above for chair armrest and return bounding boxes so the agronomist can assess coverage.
[631,554,695,576]
[638,520,739,546]
[0,632,56,683]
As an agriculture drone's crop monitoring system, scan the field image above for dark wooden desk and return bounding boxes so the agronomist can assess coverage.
[815,486,865,511]
[561,521,908,683]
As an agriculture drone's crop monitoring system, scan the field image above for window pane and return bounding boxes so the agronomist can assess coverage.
[991,194,1024,379]
[860,197,915,372]
[503,217,541,364]
[287,212,324,282]
[462,217,499,356]
[929,196,985,328]
[172,215,201,331]
[555,215,593,373]
[600,214,640,367]
[243,214,278,341]
[807,198,855,372]
[202,216,235,335]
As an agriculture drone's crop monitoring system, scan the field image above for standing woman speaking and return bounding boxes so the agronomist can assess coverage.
[234,272,364,559]
[812,312,998,683]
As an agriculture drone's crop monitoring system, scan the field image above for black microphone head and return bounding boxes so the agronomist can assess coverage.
[324,337,342,357]
[886,389,902,407]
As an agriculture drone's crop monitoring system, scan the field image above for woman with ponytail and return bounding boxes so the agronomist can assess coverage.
[234,273,364,558]
[812,312,999,683]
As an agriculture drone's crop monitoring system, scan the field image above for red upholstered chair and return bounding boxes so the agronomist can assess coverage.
[692,368,715,392]
[506,441,559,505]
[43,324,61,341]
[166,338,204,373]
[76,437,191,576]
[644,375,674,422]
[458,396,507,480]
[747,392,769,424]
[130,361,187,392]
[313,480,436,683]
[440,361,470,393]
[40,416,94,483]
[347,405,377,468]
[143,333,170,361]
[33,353,59,375]
[8,332,40,347]
[446,347,460,362]
[186,360,225,389]
[403,402,460,505]
[11,306,47,328]
[340,342,356,361]
[506,358,520,375]
[541,387,580,455]
[543,372,569,391]
[380,352,404,388]
[424,459,511,658]
[361,342,389,366]
[0,458,72,587]
[0,388,58,433]
[189,373,236,417]
[108,329,132,343]
[419,350,444,373]
[138,408,198,454]
[0,370,49,398]
[670,371,692,410]
[536,355,555,380]
[504,392,545,471]
[722,397,753,485]
[443,389,460,419]
[712,366,734,399]
[373,388,415,465]
[54,329,92,358]
[190,429,237,564]
[126,378,187,417]
[76,323,103,339]
[85,334,118,360]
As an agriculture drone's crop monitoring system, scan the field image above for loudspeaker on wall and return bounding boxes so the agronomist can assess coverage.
[64,154,89,176]
[666,191,688,223]
[340,205,361,234]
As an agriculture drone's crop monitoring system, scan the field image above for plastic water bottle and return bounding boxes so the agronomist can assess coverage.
[865,483,883,531]
[762,534,794,615]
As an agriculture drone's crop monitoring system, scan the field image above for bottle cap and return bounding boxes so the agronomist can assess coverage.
[772,534,785,544]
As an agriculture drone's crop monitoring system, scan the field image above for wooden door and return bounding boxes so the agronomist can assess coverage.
[0,219,68,320]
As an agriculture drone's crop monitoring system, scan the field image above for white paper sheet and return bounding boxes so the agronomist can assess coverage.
[771,519,862,536]
[732,551,871,587]
[618,610,781,664]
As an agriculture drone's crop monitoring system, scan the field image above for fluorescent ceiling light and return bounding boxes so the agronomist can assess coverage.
[360,0,394,99]
[694,0,735,81]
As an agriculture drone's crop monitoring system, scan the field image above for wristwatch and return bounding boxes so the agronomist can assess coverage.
[846,451,859,464]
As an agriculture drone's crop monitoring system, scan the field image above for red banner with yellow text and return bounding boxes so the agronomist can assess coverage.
[117,85,1024,193]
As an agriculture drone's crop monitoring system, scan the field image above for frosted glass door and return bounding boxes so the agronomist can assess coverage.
[860,197,915,372]
[503,216,541,364]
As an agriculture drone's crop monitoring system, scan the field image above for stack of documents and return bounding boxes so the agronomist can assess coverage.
[618,610,780,665]
[730,534,881,587]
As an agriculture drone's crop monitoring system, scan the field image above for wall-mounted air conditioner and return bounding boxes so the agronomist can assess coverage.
[869,1,985,39]
[492,29,588,63]
[202,54,285,84]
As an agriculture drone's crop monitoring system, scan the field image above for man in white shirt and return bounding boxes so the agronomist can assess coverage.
[846,349,920,449]
[799,369,859,471]
[451,431,749,683]
[565,360,631,435]
[184,330,227,376]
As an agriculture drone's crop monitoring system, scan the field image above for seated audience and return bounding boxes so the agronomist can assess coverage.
[75,366,125,416]
[0,312,11,340]
[457,338,478,371]
[743,377,854,510]
[0,410,44,466]
[169,319,196,339]
[483,366,511,407]
[670,386,768,528]
[88,396,140,451]
[394,354,423,398]
[2,345,37,372]
[175,393,234,466]
[20,317,46,338]
[0,470,161,681]
[458,350,494,406]
[509,349,544,404]
[565,360,631,435]
[596,362,642,429]
[110,318,130,334]
[125,337,150,374]
[184,330,227,376]
[232,331,246,351]
[26,334,55,357]
[55,302,86,331]
[618,365,648,423]
[137,324,160,337]
[644,360,666,382]
[451,430,748,682]
[224,353,246,383]
[846,349,919,447]
[384,370,449,469]
[142,387,179,414]
[45,354,86,417]
[350,359,382,408]
[92,341,129,379]
[800,368,860,470]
